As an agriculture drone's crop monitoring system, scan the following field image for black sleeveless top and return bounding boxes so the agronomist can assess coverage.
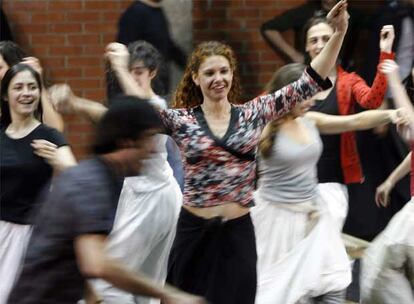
[309,82,344,183]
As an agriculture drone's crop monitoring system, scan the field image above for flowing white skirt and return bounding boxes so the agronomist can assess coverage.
[360,200,414,304]
[252,192,351,304]
[0,221,31,304]
[90,176,182,304]
[317,183,348,232]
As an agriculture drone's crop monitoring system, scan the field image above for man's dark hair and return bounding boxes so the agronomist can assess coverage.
[128,40,163,72]
[93,95,164,154]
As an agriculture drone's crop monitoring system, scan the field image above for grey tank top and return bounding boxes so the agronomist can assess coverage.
[256,117,322,204]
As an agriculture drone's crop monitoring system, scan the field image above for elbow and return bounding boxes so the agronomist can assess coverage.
[79,259,106,279]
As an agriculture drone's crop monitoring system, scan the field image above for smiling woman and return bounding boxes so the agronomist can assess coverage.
[0,64,75,303]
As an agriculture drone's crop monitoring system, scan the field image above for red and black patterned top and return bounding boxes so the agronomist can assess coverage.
[160,67,331,207]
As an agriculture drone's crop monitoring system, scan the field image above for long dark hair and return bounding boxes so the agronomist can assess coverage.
[259,63,305,158]
[1,63,43,127]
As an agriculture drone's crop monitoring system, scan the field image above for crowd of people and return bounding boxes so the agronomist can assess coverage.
[1,0,414,303]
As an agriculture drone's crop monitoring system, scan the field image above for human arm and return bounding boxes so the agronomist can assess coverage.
[309,0,348,79]
[49,84,108,124]
[375,152,411,207]
[31,141,76,173]
[350,25,395,109]
[22,57,65,132]
[305,108,408,134]
[105,42,153,98]
[75,234,205,304]
[260,4,310,63]
[381,60,414,140]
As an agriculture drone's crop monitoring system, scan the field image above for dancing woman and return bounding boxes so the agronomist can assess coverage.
[253,62,407,304]
[303,17,395,231]
[0,64,75,303]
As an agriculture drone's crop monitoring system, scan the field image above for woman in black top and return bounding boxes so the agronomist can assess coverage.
[0,64,75,303]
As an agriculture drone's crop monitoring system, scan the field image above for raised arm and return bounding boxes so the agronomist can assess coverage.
[306,108,408,134]
[351,25,395,109]
[375,152,411,208]
[309,0,348,79]
[49,84,107,124]
[105,42,152,99]
[381,60,414,140]
[75,234,206,304]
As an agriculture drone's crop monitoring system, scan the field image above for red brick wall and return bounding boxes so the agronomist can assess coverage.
[3,0,133,159]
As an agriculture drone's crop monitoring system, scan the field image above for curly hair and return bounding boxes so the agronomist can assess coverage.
[259,63,305,158]
[173,41,242,108]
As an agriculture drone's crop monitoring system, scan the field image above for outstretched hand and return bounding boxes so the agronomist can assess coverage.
[380,59,400,82]
[105,42,130,71]
[326,0,349,34]
[22,57,43,77]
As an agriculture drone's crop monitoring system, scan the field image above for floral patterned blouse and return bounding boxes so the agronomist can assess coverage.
[160,66,331,207]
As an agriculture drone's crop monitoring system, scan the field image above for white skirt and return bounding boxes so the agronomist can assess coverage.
[90,176,182,304]
[251,193,351,304]
[0,220,31,304]
[360,200,414,304]
[317,183,348,232]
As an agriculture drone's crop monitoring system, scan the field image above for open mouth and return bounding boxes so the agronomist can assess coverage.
[19,99,35,105]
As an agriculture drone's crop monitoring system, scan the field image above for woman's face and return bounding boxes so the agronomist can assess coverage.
[306,22,334,60]
[129,60,156,92]
[7,70,40,119]
[193,55,233,102]
[0,55,10,81]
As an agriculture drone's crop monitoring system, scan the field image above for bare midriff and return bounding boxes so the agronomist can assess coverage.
[183,201,250,220]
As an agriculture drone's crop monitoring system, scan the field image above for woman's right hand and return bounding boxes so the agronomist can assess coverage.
[48,84,77,114]
[375,180,394,207]
[326,0,349,35]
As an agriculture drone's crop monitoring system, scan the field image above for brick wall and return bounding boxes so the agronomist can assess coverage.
[3,0,133,158]
[3,0,380,159]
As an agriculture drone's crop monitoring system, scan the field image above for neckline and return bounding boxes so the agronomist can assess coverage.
[3,123,42,140]
[194,105,238,143]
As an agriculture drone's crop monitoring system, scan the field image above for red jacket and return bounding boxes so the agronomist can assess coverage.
[337,51,395,184]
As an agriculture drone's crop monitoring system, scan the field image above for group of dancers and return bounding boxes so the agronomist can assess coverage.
[1,1,413,303]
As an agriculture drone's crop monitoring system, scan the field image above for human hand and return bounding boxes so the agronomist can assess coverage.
[380,59,400,84]
[379,25,395,53]
[326,0,349,35]
[31,139,58,166]
[389,108,410,128]
[105,42,129,71]
[375,180,394,207]
[48,84,77,114]
[22,56,43,77]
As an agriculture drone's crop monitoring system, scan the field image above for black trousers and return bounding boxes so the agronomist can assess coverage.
[167,207,257,304]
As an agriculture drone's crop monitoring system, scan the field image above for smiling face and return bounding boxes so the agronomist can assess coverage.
[306,22,334,60]
[6,70,41,120]
[192,55,233,102]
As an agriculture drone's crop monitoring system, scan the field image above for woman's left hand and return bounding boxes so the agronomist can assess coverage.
[379,25,395,53]
[31,139,58,166]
